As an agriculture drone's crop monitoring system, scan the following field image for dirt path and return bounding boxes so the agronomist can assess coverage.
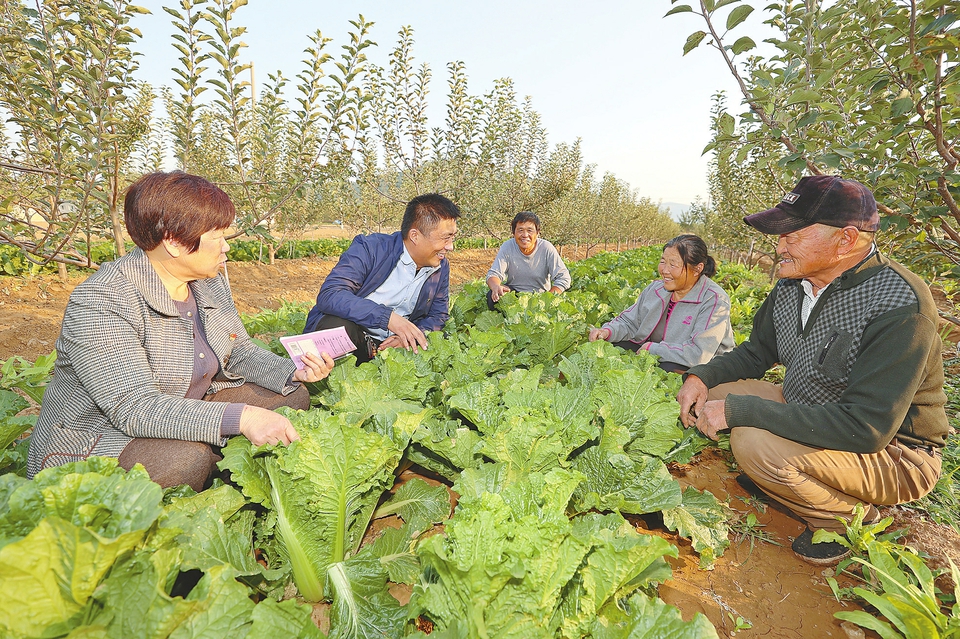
[3,248,959,638]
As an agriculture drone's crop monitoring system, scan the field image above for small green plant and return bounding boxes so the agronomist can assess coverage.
[0,352,56,404]
[834,548,960,638]
[913,366,960,532]
[729,510,780,564]
[761,364,786,385]
[726,612,752,634]
[735,493,767,515]
[816,504,907,581]
[241,302,311,355]
[938,322,958,350]
[820,505,960,638]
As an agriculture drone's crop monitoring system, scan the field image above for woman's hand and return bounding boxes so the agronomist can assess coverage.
[239,405,300,446]
[293,352,335,383]
[588,327,611,342]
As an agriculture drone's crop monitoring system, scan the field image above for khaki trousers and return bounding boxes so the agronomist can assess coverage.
[710,380,942,531]
[118,383,310,492]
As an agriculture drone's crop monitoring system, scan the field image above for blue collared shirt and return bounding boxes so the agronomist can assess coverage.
[364,244,439,339]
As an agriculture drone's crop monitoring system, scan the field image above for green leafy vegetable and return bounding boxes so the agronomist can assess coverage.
[411,468,689,638]
[589,592,719,638]
[572,449,683,515]
[326,556,407,639]
[220,409,404,602]
[373,477,451,532]
[662,487,731,569]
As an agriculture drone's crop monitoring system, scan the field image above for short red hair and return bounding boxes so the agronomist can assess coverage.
[124,171,236,252]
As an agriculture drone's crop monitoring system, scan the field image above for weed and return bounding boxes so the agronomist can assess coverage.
[912,359,960,532]
[820,504,947,629]
[816,504,906,572]
[729,510,780,565]
[726,613,752,634]
[0,352,56,404]
[735,493,768,514]
[831,536,960,637]
[939,322,958,350]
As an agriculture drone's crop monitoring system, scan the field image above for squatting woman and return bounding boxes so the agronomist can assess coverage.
[588,234,735,373]
[28,171,334,490]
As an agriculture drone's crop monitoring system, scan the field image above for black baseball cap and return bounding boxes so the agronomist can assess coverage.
[744,175,879,235]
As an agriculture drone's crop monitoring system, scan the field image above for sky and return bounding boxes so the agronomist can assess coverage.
[129,1,768,209]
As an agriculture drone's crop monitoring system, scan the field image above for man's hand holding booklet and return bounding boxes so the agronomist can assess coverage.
[280,326,357,369]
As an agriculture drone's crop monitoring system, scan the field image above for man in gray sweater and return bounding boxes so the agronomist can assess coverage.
[677,176,948,565]
[486,211,571,309]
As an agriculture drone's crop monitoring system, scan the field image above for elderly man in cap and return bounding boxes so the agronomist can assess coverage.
[677,175,948,565]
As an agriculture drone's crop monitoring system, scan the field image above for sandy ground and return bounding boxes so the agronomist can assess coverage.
[3,246,960,638]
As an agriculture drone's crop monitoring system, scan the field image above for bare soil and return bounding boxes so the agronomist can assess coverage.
[4,246,960,638]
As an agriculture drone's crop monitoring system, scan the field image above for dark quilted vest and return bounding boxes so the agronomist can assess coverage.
[772,268,918,406]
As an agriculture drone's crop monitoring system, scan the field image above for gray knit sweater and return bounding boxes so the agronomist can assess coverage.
[486,239,571,292]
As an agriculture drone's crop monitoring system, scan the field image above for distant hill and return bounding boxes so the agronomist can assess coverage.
[661,202,690,221]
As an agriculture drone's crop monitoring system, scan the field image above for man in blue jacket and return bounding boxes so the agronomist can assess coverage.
[304,193,460,362]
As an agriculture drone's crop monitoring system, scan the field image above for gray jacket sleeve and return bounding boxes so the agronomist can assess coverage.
[59,285,227,445]
[602,281,661,343]
[486,244,510,282]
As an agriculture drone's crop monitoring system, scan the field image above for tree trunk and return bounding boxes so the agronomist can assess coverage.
[268,243,275,265]
[58,262,68,281]
[109,177,126,257]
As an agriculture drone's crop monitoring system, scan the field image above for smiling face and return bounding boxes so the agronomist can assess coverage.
[658,246,702,298]
[776,224,842,284]
[407,217,457,268]
[513,221,539,255]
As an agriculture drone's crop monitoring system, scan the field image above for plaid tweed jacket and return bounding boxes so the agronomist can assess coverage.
[27,248,298,478]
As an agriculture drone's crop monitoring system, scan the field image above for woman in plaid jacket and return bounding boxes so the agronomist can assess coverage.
[27,172,334,490]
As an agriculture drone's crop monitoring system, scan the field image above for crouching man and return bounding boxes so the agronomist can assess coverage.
[303,193,460,363]
[677,175,948,565]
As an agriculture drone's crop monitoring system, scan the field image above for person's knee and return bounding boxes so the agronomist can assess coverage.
[288,384,311,411]
[173,442,219,491]
[729,427,754,471]
[730,426,780,476]
[119,438,220,492]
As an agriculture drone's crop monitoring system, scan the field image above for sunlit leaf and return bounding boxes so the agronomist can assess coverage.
[683,31,707,55]
[726,5,754,30]
[664,5,694,17]
[731,35,756,54]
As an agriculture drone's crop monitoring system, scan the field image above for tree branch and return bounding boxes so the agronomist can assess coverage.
[698,0,821,175]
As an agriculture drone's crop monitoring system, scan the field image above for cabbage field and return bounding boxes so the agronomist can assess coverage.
[0,248,776,638]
